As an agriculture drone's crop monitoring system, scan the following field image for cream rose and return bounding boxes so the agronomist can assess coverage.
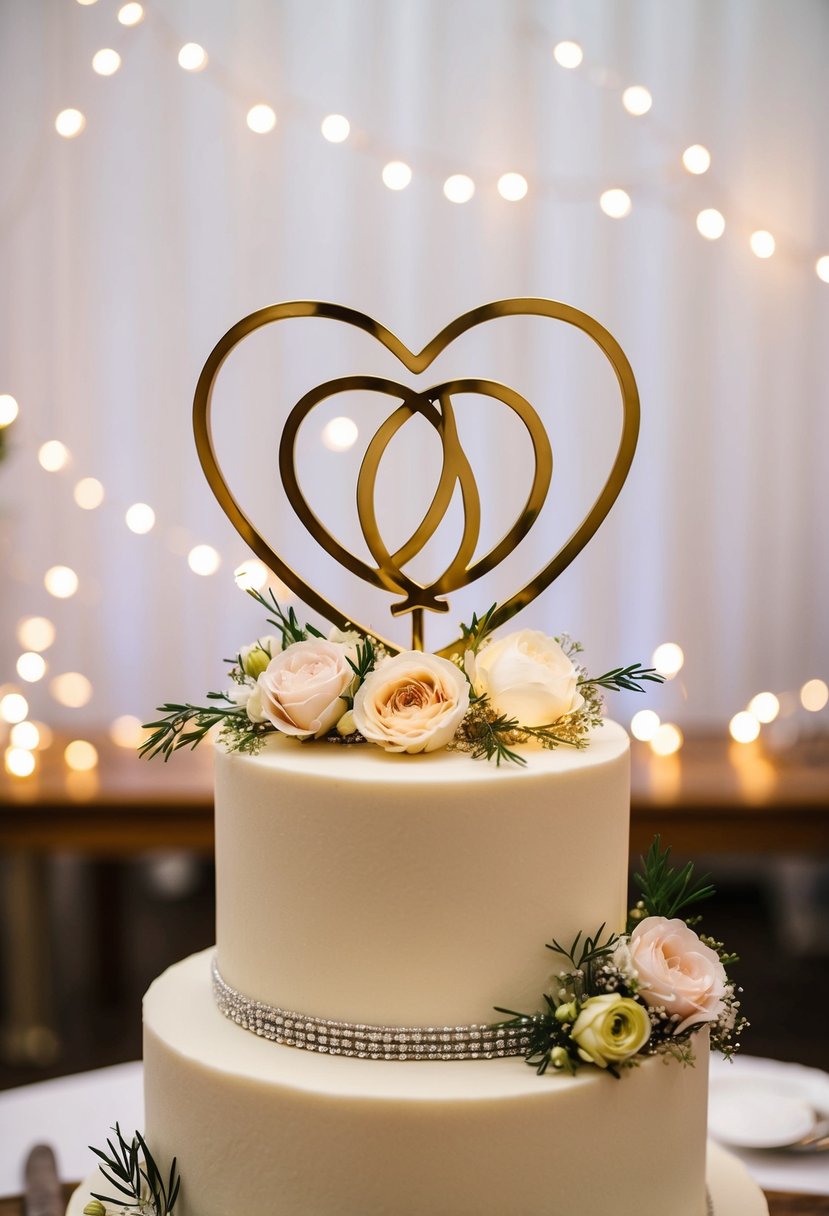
[465,629,583,727]
[251,639,356,739]
[622,916,728,1035]
[353,652,470,754]
[570,993,651,1068]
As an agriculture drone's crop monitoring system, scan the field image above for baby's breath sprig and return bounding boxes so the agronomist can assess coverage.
[90,1123,180,1215]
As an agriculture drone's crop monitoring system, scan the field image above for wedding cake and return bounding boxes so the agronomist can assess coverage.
[69,301,767,1215]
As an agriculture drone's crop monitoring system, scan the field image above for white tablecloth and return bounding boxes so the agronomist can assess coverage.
[1,1055,828,1198]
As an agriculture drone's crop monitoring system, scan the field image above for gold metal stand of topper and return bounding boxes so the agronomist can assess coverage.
[192,298,639,656]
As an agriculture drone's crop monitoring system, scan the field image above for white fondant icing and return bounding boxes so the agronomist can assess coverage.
[215,723,630,1024]
[140,950,719,1216]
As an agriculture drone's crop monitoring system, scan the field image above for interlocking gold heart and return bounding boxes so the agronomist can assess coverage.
[193,299,639,656]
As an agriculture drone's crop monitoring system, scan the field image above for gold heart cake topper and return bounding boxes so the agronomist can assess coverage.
[193,299,639,656]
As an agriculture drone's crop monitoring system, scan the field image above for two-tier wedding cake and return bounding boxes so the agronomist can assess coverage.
[69,301,767,1215]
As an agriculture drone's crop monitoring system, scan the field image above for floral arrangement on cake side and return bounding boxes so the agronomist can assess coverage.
[82,1124,179,1215]
[495,837,748,1077]
[141,590,663,765]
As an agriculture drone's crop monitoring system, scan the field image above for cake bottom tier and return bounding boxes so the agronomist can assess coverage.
[133,950,746,1216]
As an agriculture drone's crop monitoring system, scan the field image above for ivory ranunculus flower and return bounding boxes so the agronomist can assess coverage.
[353,652,470,754]
[252,639,356,739]
[465,630,583,727]
[570,994,651,1068]
[623,916,728,1034]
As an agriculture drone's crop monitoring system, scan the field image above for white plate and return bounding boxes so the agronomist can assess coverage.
[709,1055,829,1195]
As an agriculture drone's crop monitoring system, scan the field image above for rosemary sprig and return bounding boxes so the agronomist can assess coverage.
[547,924,619,971]
[458,603,499,653]
[139,702,248,761]
[632,836,715,921]
[245,587,309,647]
[579,663,665,693]
[90,1123,180,1214]
[343,637,377,706]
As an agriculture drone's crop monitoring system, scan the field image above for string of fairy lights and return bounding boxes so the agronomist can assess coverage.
[1,1,828,781]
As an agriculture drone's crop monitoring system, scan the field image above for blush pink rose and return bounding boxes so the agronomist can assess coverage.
[623,916,728,1034]
[249,639,355,739]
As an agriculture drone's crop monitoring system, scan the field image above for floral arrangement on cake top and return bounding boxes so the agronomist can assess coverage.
[495,838,748,1077]
[141,590,663,766]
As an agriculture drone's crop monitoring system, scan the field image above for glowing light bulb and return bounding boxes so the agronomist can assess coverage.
[382,161,412,190]
[652,642,684,679]
[649,723,684,756]
[64,740,99,771]
[497,172,528,202]
[44,566,79,599]
[750,230,775,259]
[17,617,56,651]
[682,144,711,175]
[800,678,829,712]
[50,672,93,708]
[246,104,276,134]
[553,41,583,69]
[321,114,350,143]
[622,85,652,116]
[322,417,359,451]
[5,747,35,777]
[599,188,631,218]
[11,721,40,750]
[110,715,145,748]
[234,560,269,592]
[0,394,19,427]
[92,48,121,75]
[188,544,221,575]
[178,43,208,71]
[38,440,70,472]
[443,174,475,204]
[630,709,660,742]
[815,256,829,283]
[125,502,155,534]
[74,477,105,509]
[748,692,780,724]
[117,3,144,26]
[55,109,86,138]
[696,209,725,240]
[729,711,760,743]
[1,693,29,724]
[16,653,47,683]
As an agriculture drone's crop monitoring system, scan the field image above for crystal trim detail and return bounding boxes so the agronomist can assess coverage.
[212,957,532,1061]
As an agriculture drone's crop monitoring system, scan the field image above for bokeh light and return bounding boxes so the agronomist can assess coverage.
[92,48,121,75]
[729,711,760,743]
[178,43,208,71]
[599,188,631,218]
[188,544,221,575]
[322,417,359,451]
[649,723,684,756]
[44,566,79,599]
[1,693,29,724]
[321,114,350,142]
[497,172,528,201]
[110,715,146,748]
[382,161,412,190]
[443,174,475,204]
[622,85,652,115]
[117,3,144,26]
[11,721,41,750]
[234,560,269,592]
[0,394,19,427]
[800,679,829,712]
[17,617,56,652]
[125,502,156,534]
[55,109,86,138]
[652,642,685,679]
[246,104,277,134]
[38,440,70,472]
[748,692,780,724]
[16,653,47,683]
[5,747,36,777]
[50,673,93,708]
[74,477,105,509]
[750,230,775,259]
[630,709,661,742]
[64,740,99,771]
[553,41,583,69]
[682,145,711,174]
[696,209,726,240]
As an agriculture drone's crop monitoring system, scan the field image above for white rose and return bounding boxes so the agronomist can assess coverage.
[570,993,651,1068]
[464,629,583,727]
[255,639,356,739]
[622,916,728,1035]
[328,624,364,647]
[353,651,470,754]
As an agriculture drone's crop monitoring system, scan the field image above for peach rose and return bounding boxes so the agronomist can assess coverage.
[249,639,355,739]
[623,916,728,1034]
[353,652,469,754]
[464,630,583,727]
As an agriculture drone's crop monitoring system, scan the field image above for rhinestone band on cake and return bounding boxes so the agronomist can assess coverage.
[212,958,532,1060]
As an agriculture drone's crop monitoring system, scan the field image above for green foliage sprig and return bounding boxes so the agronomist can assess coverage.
[343,637,377,707]
[139,701,251,762]
[458,603,499,653]
[631,836,716,924]
[579,663,664,694]
[90,1123,180,1215]
[245,587,317,646]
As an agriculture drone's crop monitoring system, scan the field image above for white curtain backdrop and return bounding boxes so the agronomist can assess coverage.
[1,0,827,734]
